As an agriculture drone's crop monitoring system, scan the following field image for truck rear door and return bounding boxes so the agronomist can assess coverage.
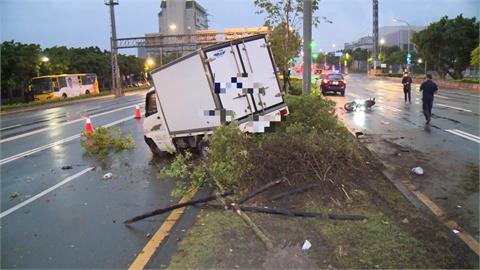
[237,37,284,112]
[205,46,254,120]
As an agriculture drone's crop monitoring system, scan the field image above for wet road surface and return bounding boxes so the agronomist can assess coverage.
[327,74,479,240]
[0,92,196,268]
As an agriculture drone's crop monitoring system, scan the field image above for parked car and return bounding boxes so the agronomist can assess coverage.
[319,73,346,96]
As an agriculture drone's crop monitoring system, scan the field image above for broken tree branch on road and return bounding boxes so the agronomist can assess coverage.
[237,177,286,204]
[123,191,234,224]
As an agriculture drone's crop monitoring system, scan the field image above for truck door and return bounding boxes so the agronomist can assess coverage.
[143,89,174,152]
[237,38,284,111]
[205,45,255,120]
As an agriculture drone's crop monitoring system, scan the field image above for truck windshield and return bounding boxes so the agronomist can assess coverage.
[145,91,158,117]
[31,78,52,94]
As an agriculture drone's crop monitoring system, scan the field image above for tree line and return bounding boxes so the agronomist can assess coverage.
[318,15,478,79]
[254,0,478,81]
[1,41,145,103]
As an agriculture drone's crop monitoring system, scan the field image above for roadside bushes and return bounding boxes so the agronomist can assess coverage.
[161,93,361,201]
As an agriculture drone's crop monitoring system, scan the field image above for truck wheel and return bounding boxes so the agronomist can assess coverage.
[144,137,162,156]
[198,141,210,158]
[62,93,67,99]
[85,90,90,95]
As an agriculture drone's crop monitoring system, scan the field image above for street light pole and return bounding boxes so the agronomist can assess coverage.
[105,0,122,97]
[302,0,312,94]
[332,43,336,71]
[393,18,411,70]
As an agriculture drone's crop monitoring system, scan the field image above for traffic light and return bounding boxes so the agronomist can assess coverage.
[312,53,319,60]
[310,40,315,48]
[406,53,411,65]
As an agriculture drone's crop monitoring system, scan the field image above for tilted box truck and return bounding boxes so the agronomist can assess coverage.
[143,34,289,155]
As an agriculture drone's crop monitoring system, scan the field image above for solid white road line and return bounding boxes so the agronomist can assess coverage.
[0,115,136,166]
[452,129,480,141]
[0,167,95,219]
[0,124,22,131]
[436,103,472,112]
[0,104,140,143]
[446,129,480,144]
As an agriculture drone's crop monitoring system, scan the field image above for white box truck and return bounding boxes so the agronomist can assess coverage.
[143,34,289,155]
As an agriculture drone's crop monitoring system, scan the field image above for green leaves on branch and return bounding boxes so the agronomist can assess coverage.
[80,127,135,157]
[160,123,251,198]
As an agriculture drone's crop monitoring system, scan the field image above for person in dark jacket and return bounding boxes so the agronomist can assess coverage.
[401,71,413,103]
[419,74,438,124]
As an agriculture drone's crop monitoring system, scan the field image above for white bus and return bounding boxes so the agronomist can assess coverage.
[29,73,99,101]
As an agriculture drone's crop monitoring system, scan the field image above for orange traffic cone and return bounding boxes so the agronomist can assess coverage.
[85,116,93,133]
[135,105,141,119]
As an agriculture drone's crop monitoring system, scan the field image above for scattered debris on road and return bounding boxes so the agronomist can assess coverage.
[61,165,73,170]
[102,173,113,180]
[301,240,312,251]
[411,167,424,175]
[10,192,20,199]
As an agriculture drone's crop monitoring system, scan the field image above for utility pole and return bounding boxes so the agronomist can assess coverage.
[302,0,312,94]
[105,0,122,97]
[372,0,379,74]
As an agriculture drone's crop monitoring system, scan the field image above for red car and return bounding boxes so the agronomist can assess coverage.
[319,74,346,96]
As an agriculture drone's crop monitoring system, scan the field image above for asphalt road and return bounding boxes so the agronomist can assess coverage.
[326,73,479,240]
[2,77,478,267]
[0,92,196,268]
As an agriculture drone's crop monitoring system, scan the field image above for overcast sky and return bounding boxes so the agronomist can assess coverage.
[1,0,479,55]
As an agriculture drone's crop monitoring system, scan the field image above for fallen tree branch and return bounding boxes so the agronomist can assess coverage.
[202,204,367,221]
[237,177,286,205]
[270,184,317,201]
[123,191,234,224]
[207,172,274,250]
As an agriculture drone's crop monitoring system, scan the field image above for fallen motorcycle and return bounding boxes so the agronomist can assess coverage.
[344,98,376,112]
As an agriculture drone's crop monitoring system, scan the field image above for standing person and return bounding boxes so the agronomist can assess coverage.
[419,74,438,124]
[401,71,413,103]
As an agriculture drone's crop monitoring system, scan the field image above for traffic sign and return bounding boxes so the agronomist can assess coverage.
[334,51,343,57]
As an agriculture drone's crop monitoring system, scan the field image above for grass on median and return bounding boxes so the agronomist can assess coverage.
[168,166,475,269]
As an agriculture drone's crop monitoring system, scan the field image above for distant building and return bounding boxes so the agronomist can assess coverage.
[158,0,209,34]
[379,26,425,51]
[138,0,209,58]
[344,36,373,51]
